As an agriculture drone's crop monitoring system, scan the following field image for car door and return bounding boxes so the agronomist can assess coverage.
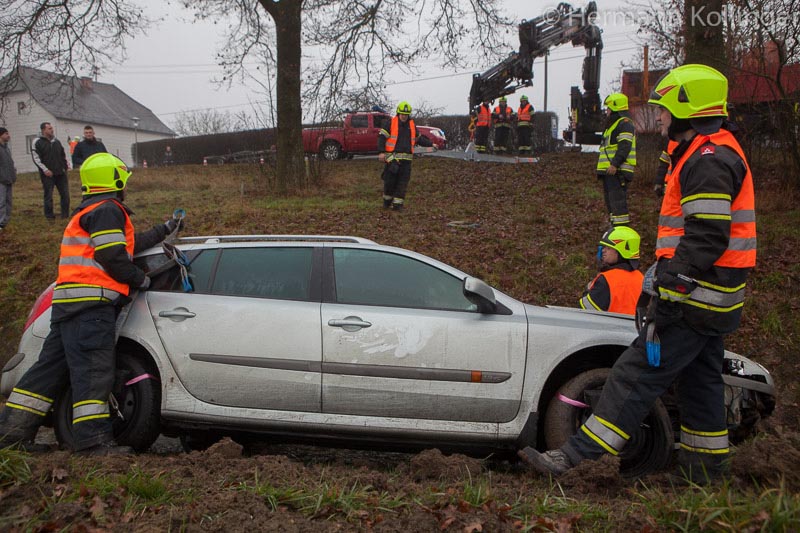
[320,246,527,423]
[347,114,370,152]
[148,245,323,412]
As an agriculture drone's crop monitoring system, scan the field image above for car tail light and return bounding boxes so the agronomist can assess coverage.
[23,283,55,332]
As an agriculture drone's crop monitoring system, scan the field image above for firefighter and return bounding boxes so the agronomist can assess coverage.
[473,100,492,153]
[579,226,643,316]
[377,101,432,211]
[517,95,534,155]
[597,93,637,226]
[492,96,515,154]
[654,138,678,198]
[0,153,180,455]
[519,64,756,483]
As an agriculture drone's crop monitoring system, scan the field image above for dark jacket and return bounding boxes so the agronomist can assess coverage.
[51,192,169,322]
[32,137,68,175]
[72,139,108,168]
[0,142,16,185]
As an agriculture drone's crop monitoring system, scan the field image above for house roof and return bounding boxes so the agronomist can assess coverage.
[7,66,174,136]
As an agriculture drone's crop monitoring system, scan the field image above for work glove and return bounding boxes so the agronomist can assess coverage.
[657,271,697,302]
[138,276,151,291]
[164,214,185,233]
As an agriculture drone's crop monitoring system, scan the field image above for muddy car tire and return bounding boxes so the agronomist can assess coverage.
[320,140,342,160]
[543,368,673,478]
[54,354,161,452]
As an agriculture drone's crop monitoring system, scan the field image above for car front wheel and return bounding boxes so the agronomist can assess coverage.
[53,353,161,452]
[320,140,342,160]
[543,368,673,478]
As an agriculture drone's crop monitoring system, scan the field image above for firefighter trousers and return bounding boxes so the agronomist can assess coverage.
[382,159,413,204]
[494,126,511,153]
[10,305,118,450]
[517,125,532,154]
[474,126,490,152]
[563,300,729,472]
[599,171,632,226]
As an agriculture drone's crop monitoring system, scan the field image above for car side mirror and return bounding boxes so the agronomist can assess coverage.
[463,276,497,314]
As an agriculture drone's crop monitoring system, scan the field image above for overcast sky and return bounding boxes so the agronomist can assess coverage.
[100,0,643,134]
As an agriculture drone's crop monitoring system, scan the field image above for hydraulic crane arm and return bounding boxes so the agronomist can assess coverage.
[468,2,605,144]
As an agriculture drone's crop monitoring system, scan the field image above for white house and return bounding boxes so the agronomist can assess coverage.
[1,66,174,173]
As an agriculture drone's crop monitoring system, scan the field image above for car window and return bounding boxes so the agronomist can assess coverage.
[351,115,369,128]
[212,247,313,301]
[135,250,207,292]
[333,249,476,312]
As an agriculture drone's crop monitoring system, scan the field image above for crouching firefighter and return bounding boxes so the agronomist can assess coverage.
[0,153,181,455]
[377,101,432,211]
[579,226,644,316]
[519,64,756,482]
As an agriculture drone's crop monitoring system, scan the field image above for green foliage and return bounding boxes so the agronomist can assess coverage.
[0,447,32,487]
[634,480,800,532]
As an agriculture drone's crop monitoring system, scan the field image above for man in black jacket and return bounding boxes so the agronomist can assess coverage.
[32,122,70,220]
[72,125,108,169]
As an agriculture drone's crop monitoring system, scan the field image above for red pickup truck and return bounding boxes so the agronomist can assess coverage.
[303,112,447,160]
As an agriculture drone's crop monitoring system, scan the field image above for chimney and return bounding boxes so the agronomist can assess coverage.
[80,76,93,91]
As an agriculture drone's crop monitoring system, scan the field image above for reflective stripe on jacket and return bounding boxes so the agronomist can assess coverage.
[656,130,756,269]
[384,116,416,154]
[597,117,636,173]
[655,129,755,321]
[517,103,532,124]
[53,199,135,305]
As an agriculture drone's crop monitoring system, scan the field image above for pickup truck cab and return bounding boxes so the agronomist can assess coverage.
[303,112,447,160]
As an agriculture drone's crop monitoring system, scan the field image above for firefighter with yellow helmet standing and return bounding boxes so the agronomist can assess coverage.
[597,93,637,226]
[378,101,431,210]
[0,153,180,455]
[519,64,756,482]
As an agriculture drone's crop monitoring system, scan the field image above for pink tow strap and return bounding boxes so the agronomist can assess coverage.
[125,373,159,386]
[557,393,590,409]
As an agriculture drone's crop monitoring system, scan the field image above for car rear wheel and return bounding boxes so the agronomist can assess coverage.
[54,353,161,452]
[543,368,673,478]
[320,140,342,160]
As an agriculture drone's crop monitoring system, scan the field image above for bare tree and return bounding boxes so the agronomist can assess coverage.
[0,0,147,113]
[171,108,237,136]
[182,0,512,193]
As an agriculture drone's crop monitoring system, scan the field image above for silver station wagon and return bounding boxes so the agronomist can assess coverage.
[1,235,775,476]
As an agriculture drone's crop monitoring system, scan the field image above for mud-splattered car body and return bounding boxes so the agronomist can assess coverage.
[1,235,775,474]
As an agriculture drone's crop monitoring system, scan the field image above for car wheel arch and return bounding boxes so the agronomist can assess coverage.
[534,344,622,449]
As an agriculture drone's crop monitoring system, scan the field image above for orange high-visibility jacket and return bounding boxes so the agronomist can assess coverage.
[384,116,416,153]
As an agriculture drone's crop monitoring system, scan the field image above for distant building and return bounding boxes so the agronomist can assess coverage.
[0,66,174,172]
[621,41,800,134]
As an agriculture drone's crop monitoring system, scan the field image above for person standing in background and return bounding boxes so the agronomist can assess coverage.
[0,127,17,230]
[32,122,70,221]
[72,125,108,169]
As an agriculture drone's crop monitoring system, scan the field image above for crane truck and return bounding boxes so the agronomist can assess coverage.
[469,2,605,145]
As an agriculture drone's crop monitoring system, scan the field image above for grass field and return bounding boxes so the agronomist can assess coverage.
[1,153,799,531]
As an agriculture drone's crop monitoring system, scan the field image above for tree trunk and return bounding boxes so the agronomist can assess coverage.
[263,0,305,193]
[683,0,727,73]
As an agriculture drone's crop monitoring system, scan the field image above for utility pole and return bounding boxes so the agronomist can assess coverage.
[544,52,549,111]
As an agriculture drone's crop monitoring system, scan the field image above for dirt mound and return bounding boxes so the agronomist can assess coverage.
[409,448,484,482]
[559,454,623,496]
[732,432,800,491]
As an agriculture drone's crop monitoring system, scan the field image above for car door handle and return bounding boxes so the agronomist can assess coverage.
[158,308,196,321]
[328,316,372,331]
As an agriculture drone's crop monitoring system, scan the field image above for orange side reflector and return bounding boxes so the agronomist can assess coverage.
[471,371,482,383]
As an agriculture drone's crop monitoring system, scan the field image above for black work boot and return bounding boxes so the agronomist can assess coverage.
[76,441,135,457]
[670,450,728,486]
[382,198,392,208]
[517,446,574,476]
[391,202,404,211]
[0,407,46,451]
